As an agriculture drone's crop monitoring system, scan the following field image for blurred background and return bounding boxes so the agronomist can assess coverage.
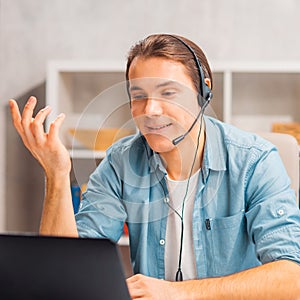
[1,0,300,233]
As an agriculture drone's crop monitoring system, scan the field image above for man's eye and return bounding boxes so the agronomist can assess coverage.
[161,90,176,98]
[131,94,147,100]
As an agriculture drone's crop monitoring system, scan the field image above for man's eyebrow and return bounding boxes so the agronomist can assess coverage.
[129,85,144,92]
[156,80,179,89]
[129,80,179,92]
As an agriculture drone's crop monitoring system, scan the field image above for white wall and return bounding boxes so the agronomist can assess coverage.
[1,0,300,231]
[1,0,300,103]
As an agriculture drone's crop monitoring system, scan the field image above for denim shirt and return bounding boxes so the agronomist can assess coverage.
[76,116,300,279]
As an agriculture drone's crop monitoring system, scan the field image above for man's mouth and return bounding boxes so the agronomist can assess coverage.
[146,123,172,131]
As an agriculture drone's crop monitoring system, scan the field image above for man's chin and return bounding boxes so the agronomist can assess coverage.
[143,133,175,153]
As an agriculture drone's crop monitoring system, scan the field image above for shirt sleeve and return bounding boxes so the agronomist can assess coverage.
[75,153,126,242]
[245,146,300,265]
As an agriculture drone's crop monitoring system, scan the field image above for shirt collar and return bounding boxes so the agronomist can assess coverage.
[150,151,167,174]
[139,134,167,174]
[202,116,227,179]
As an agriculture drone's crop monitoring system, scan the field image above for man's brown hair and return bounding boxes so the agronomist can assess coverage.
[126,34,213,94]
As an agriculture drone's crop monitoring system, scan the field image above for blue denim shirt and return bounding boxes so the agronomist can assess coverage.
[76,116,300,279]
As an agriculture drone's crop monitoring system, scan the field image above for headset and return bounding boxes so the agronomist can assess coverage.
[170,35,213,107]
[167,35,213,281]
[170,35,213,145]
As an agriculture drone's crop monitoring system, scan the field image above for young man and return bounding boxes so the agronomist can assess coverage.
[10,34,300,299]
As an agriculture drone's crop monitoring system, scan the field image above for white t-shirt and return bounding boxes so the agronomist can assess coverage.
[164,169,200,281]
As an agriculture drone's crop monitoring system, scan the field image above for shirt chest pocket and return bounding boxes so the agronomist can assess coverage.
[203,211,253,276]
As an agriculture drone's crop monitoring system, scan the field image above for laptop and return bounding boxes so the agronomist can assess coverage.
[0,234,131,300]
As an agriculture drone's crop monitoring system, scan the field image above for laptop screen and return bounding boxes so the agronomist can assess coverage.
[0,234,131,300]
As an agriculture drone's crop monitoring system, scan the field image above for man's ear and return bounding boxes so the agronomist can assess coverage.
[204,78,211,89]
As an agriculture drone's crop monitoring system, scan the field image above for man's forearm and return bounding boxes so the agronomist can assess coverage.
[173,260,300,299]
[39,175,78,237]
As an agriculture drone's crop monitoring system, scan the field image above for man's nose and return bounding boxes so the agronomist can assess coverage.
[144,97,163,116]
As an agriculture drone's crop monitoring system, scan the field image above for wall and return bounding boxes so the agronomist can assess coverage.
[2,0,300,103]
[1,0,300,231]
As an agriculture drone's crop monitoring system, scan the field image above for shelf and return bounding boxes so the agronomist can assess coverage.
[47,60,300,130]
[47,60,126,72]
[69,149,106,159]
[46,60,300,210]
[45,59,300,156]
[212,61,300,73]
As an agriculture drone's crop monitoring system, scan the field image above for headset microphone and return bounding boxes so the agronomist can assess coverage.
[172,95,211,145]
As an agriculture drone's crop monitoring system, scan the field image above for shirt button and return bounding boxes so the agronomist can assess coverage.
[159,239,165,245]
[164,198,169,203]
[277,209,285,216]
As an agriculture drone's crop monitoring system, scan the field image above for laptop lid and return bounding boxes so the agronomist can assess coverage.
[0,234,131,300]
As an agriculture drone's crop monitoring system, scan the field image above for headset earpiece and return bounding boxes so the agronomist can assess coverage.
[198,84,213,107]
[169,35,213,108]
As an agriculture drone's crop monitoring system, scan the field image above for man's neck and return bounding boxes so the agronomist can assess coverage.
[160,131,205,181]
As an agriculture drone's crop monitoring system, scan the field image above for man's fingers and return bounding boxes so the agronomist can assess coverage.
[48,113,66,143]
[9,97,51,149]
[21,96,37,125]
[10,97,65,148]
[19,96,38,144]
[9,99,24,135]
[30,105,52,144]
[9,98,34,150]
[127,275,148,299]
